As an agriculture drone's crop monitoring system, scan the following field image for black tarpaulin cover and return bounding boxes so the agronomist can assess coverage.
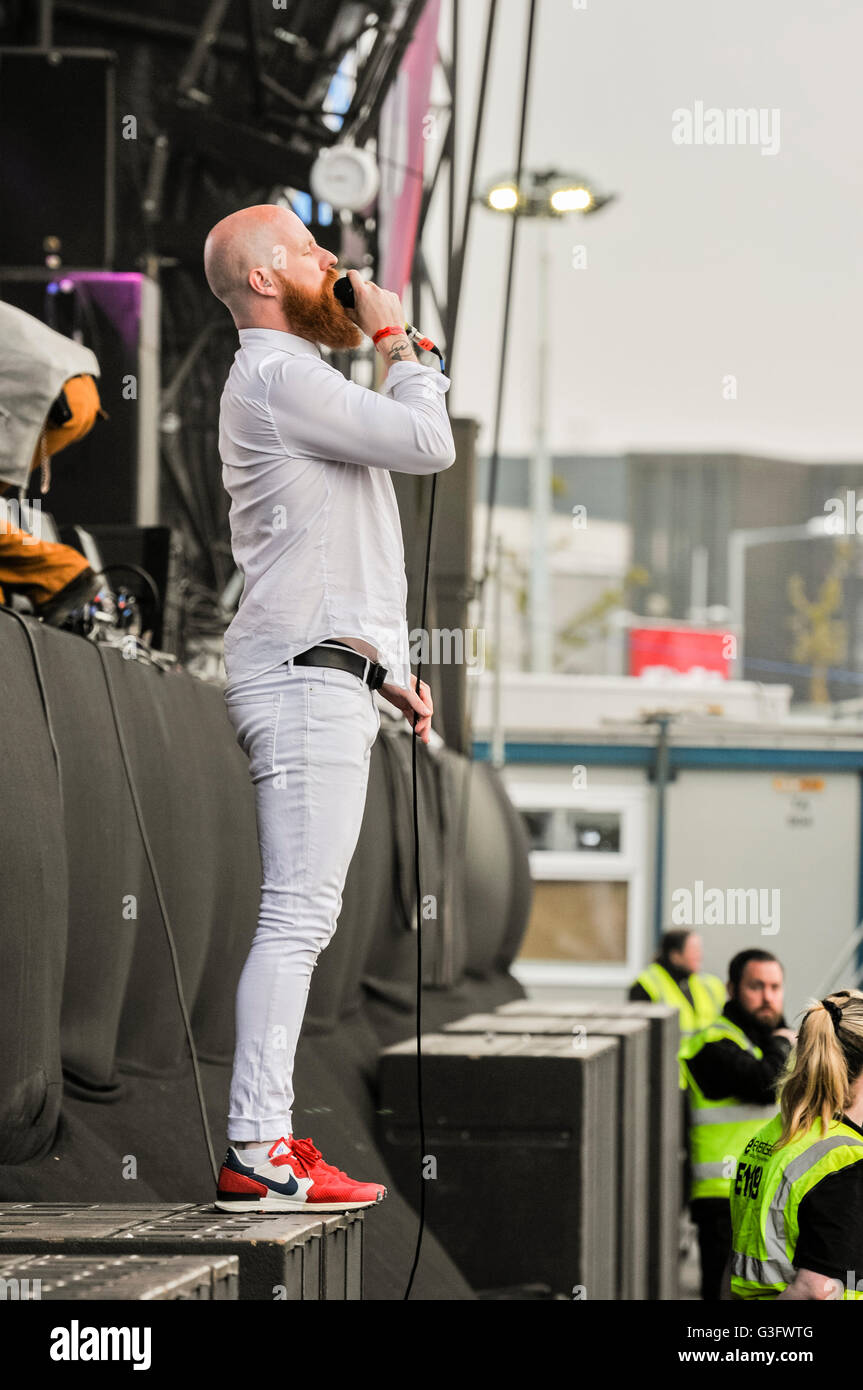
[0,611,530,1299]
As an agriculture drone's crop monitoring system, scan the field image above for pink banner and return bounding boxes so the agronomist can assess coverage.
[377,0,442,296]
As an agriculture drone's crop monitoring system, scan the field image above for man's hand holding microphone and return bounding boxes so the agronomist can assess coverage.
[341,270,419,373]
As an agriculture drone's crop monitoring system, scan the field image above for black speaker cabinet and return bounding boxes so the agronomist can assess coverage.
[377,1032,619,1299]
[498,999,681,1299]
[0,48,116,270]
[444,1012,651,1300]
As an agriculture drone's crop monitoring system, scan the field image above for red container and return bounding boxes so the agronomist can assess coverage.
[629,627,731,678]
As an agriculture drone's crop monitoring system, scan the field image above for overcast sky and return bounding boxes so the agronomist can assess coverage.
[424,0,863,462]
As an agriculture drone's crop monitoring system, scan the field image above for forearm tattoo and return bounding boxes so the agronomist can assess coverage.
[386,335,414,363]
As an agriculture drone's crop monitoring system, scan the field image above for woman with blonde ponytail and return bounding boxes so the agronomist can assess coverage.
[777,991,863,1148]
[726,989,863,1300]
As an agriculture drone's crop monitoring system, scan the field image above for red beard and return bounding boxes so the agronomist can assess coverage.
[275,267,364,351]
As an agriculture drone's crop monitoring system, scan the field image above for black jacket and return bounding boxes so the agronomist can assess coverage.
[685,998,792,1105]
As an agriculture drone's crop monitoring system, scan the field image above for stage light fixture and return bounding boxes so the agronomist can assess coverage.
[487,183,519,211]
[549,185,593,213]
[310,144,380,212]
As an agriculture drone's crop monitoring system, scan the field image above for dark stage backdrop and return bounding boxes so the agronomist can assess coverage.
[0,612,531,1299]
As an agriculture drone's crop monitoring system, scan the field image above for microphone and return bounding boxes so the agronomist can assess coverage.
[333,275,444,370]
[333,275,355,309]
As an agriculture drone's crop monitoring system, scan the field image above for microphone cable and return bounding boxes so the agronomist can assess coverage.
[93,637,219,1186]
[402,339,446,1301]
[334,271,447,1295]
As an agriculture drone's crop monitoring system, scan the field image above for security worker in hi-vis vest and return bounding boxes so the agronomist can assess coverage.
[726,989,863,1300]
[630,930,726,1085]
[630,929,726,1032]
[680,949,795,1301]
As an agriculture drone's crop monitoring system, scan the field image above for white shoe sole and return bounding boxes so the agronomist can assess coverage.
[213,1194,385,1214]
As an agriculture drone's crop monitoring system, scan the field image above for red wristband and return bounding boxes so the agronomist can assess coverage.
[372,325,406,346]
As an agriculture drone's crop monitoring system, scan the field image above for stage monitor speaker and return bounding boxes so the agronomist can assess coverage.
[58,523,175,651]
[0,48,116,269]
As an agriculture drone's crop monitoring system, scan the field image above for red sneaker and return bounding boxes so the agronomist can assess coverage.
[215,1135,387,1213]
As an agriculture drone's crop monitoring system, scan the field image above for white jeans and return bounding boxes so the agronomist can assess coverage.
[223,647,381,1140]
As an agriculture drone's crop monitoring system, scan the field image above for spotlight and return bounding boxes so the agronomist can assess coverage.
[487,184,519,211]
[549,186,593,213]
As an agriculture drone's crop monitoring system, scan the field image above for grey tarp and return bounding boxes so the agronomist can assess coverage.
[0,300,99,490]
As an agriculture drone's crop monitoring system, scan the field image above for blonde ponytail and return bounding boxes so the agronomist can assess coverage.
[776,989,863,1148]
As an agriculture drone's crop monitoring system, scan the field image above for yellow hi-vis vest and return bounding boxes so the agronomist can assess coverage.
[681,1015,778,1200]
[635,963,726,1035]
[730,1112,863,1300]
[636,963,726,1088]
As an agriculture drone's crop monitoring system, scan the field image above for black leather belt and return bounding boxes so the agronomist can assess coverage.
[289,642,388,692]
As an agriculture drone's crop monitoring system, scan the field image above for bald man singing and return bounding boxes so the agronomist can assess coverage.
[204,204,455,1213]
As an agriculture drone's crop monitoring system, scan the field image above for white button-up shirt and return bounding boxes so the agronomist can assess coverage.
[219,328,455,694]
